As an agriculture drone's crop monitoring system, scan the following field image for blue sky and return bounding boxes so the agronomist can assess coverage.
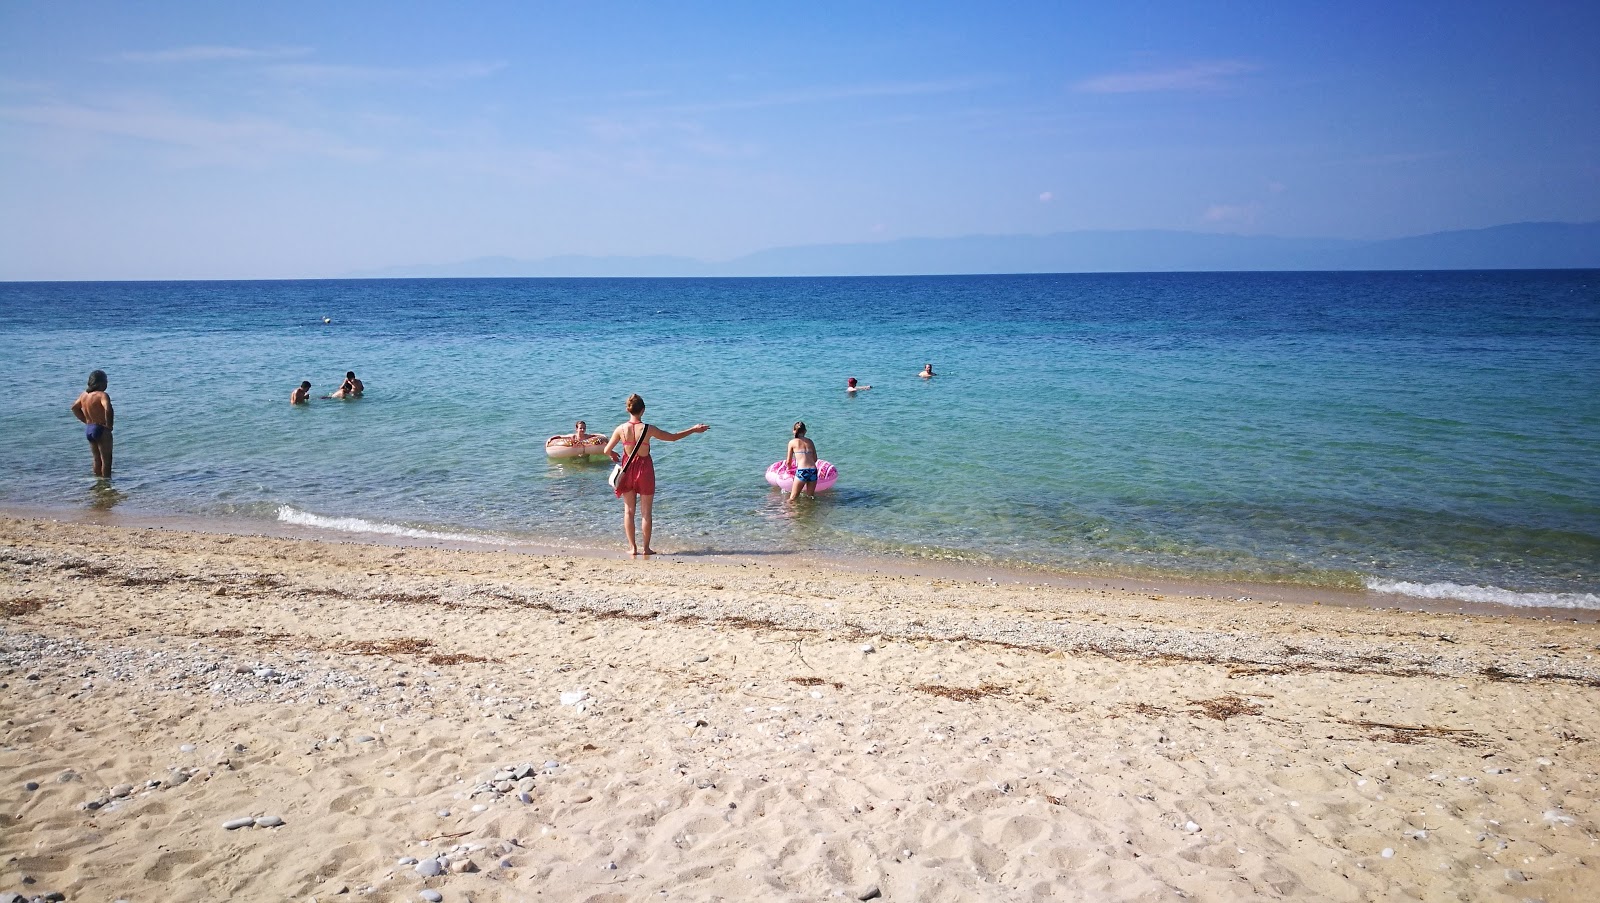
[2,1,1596,279]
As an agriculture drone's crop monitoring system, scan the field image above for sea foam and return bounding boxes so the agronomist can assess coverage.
[277,506,507,545]
[1366,579,1599,611]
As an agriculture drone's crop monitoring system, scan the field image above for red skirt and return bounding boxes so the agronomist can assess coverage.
[614,456,657,497]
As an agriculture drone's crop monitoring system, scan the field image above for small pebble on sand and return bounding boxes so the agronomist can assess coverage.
[222,817,255,830]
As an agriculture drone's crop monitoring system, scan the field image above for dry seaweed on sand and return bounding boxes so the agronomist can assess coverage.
[915,683,1007,702]
[1186,694,1263,721]
[1127,702,1170,717]
[0,597,48,617]
[789,676,843,690]
[1339,718,1486,747]
[427,652,497,665]
[338,637,435,656]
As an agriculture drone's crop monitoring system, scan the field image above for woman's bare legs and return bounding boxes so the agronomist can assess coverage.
[620,490,639,555]
[639,493,655,555]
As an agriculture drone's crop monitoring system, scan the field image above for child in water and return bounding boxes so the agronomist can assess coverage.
[785,421,819,501]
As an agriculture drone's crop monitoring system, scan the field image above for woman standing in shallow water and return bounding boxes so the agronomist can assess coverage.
[603,393,709,557]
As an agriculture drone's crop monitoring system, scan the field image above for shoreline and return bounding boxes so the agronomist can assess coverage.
[2,514,1597,901]
[4,500,1595,624]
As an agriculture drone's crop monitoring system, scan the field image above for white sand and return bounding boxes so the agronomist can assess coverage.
[2,516,1597,901]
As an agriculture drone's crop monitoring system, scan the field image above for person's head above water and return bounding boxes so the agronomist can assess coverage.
[626,393,646,416]
[345,371,356,380]
[793,421,807,437]
[300,381,311,390]
[847,377,857,387]
[87,369,107,392]
[575,420,586,430]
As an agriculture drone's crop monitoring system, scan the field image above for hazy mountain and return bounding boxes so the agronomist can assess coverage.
[356,254,708,278]
[1323,222,1600,270]
[351,221,1600,278]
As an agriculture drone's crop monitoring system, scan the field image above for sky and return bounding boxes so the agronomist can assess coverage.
[2,1,1597,280]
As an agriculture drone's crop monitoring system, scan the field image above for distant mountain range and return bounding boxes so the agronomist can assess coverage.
[352,221,1600,278]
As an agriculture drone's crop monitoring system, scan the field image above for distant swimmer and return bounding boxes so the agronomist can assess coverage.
[326,371,364,399]
[846,377,872,393]
[70,369,115,477]
[918,362,935,379]
[784,421,819,501]
[291,381,312,405]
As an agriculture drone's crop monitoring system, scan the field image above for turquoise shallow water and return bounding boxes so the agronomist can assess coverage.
[2,272,1597,608]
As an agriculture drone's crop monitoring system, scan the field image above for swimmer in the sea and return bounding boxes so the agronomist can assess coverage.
[71,369,115,477]
[291,381,312,405]
[784,421,819,501]
[846,377,871,393]
[552,420,592,447]
[918,362,935,379]
[326,371,364,399]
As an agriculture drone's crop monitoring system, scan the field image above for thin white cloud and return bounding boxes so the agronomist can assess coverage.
[115,45,313,64]
[0,100,374,163]
[1351,150,1452,166]
[1038,191,1054,202]
[1074,61,1257,94]
[264,61,506,85]
[1202,202,1263,224]
[665,76,994,114]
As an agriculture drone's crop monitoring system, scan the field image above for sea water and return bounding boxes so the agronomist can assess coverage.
[2,272,1597,609]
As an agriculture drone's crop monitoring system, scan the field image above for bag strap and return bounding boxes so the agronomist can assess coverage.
[618,422,648,474]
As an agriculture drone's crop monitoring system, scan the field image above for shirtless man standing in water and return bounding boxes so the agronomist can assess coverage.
[71,369,114,477]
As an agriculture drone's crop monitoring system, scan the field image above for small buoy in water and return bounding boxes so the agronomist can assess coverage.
[322,316,331,324]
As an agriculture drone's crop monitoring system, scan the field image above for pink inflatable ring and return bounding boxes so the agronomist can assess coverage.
[766,460,838,493]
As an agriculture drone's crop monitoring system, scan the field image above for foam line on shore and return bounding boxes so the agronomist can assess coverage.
[1367,578,1600,610]
[276,505,508,545]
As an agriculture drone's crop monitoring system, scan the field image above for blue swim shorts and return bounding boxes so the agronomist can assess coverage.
[795,467,818,484]
[85,423,107,442]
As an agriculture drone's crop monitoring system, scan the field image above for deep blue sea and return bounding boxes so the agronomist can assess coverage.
[3,272,1597,609]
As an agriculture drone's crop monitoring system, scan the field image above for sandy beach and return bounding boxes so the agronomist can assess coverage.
[2,514,1597,902]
